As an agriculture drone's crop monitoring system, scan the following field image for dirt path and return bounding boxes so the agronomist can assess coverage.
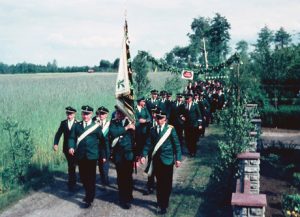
[0,152,189,217]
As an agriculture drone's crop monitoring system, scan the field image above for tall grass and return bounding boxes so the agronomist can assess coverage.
[0,72,173,168]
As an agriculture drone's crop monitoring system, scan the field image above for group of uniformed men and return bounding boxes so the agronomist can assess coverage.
[53,79,226,214]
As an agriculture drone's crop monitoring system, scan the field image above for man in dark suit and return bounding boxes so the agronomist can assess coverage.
[169,93,185,147]
[182,94,203,157]
[135,97,151,156]
[94,106,111,186]
[53,106,78,191]
[159,90,169,117]
[194,93,207,137]
[210,89,219,123]
[140,111,182,215]
[109,107,135,209]
[143,107,161,195]
[146,89,161,114]
[68,105,107,208]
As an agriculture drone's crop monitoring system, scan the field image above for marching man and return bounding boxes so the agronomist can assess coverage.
[68,105,107,208]
[140,111,182,215]
[53,106,78,191]
[94,106,111,186]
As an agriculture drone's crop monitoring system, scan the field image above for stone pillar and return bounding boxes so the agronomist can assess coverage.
[251,119,262,134]
[237,152,260,194]
[247,141,258,152]
[232,193,267,217]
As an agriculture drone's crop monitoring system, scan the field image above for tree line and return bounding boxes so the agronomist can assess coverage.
[0,58,120,74]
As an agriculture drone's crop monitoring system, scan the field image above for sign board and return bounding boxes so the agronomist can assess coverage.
[181,70,194,80]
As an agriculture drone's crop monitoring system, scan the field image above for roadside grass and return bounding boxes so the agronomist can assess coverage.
[0,72,172,167]
[0,163,60,211]
[167,126,231,217]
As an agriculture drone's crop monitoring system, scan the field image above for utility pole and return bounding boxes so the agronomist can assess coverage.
[202,38,208,79]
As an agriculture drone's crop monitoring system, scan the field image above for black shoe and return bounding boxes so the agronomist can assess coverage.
[190,153,196,157]
[120,202,131,209]
[158,207,167,215]
[82,197,87,203]
[82,202,93,209]
[68,184,77,192]
[143,188,154,195]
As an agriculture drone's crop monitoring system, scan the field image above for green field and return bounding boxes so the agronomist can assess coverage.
[0,72,175,168]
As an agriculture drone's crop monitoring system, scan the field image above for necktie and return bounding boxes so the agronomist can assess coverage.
[84,122,87,128]
[158,126,161,135]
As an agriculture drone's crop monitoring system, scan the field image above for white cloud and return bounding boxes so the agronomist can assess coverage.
[0,0,299,66]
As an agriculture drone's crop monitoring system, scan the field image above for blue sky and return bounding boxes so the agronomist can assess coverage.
[0,0,299,66]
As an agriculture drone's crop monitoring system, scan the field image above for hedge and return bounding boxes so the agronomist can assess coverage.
[261,105,300,129]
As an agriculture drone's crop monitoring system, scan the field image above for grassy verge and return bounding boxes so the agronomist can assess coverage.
[0,162,67,211]
[167,126,231,217]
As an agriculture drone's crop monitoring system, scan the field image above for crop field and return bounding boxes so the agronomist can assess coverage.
[0,72,174,168]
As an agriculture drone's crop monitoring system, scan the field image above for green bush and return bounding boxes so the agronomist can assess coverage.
[282,194,300,216]
[1,119,34,191]
[261,105,300,129]
[293,173,300,188]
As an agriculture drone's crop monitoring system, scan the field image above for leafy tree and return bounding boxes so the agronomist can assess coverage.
[275,27,292,49]
[208,13,231,64]
[112,58,120,70]
[99,59,112,71]
[256,26,274,51]
[132,51,152,99]
[164,46,191,68]
[187,16,211,63]
[236,40,249,62]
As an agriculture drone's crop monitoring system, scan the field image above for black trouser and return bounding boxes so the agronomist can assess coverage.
[174,124,184,147]
[154,158,173,209]
[98,159,109,185]
[147,173,155,190]
[136,132,147,156]
[185,126,199,155]
[78,158,97,203]
[64,152,77,187]
[115,159,133,203]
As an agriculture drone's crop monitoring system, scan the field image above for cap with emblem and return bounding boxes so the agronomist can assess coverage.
[176,93,183,98]
[150,89,158,94]
[65,106,77,113]
[156,111,167,119]
[185,93,193,99]
[160,90,167,96]
[96,106,109,115]
[151,106,161,114]
[137,96,146,102]
[167,92,172,97]
[81,105,93,114]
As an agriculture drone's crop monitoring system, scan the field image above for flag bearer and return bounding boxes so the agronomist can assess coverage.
[109,107,136,209]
